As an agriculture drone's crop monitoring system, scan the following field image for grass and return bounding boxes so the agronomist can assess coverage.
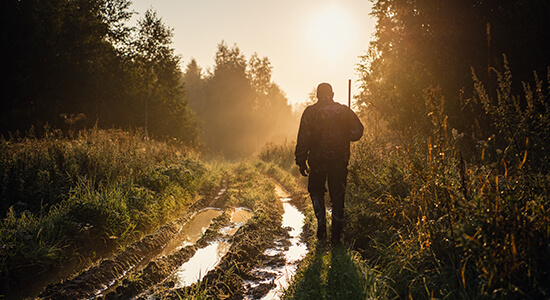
[0,127,224,293]
[259,66,550,298]
[284,242,386,300]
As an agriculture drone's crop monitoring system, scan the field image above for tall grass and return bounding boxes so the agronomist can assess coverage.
[266,62,550,299]
[344,64,550,298]
[0,127,223,291]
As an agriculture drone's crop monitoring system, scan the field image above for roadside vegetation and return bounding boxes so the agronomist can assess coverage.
[0,128,223,294]
[262,64,550,299]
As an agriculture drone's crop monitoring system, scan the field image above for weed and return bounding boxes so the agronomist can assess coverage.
[0,128,222,293]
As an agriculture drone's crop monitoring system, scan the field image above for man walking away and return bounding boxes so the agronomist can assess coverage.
[295,82,363,245]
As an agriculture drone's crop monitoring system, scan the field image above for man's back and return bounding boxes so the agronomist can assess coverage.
[294,82,363,244]
[295,99,363,167]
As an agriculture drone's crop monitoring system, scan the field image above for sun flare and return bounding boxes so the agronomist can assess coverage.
[307,5,356,61]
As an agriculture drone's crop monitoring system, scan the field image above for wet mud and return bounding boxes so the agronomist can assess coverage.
[37,177,309,300]
[153,180,308,300]
[38,182,229,300]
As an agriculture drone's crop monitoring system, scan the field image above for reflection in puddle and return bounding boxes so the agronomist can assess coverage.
[173,240,230,287]
[245,181,307,300]
[222,207,253,236]
[232,207,253,223]
[172,207,252,288]
[94,208,224,298]
[281,203,308,262]
[259,202,307,300]
[160,208,222,257]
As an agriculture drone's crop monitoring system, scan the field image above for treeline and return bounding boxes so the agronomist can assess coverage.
[183,42,297,158]
[357,0,550,170]
[1,0,297,156]
[1,0,199,143]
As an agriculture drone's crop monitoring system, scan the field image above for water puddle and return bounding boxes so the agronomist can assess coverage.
[160,208,223,256]
[244,181,307,300]
[90,208,224,299]
[172,240,231,287]
[171,207,253,288]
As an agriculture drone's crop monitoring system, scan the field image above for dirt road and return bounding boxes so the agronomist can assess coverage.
[37,177,309,300]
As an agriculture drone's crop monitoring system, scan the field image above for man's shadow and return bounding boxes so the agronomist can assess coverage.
[326,245,368,300]
[287,242,369,300]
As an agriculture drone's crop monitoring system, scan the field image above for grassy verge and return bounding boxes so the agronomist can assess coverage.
[0,128,223,293]
[284,243,386,300]
[344,134,550,299]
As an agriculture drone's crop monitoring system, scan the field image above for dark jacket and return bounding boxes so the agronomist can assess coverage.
[295,99,363,168]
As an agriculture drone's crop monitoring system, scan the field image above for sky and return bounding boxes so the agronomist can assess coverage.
[130,0,376,106]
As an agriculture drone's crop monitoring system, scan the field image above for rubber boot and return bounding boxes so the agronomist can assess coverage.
[317,219,327,240]
[331,215,343,245]
[311,194,326,240]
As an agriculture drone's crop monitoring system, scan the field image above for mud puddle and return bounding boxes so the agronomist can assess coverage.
[244,182,307,299]
[170,207,253,288]
[161,208,223,254]
[93,208,225,298]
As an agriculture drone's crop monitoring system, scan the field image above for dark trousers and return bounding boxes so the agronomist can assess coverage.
[308,162,348,241]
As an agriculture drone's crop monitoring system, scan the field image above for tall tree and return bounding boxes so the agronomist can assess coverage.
[184,43,297,157]
[357,0,550,137]
[1,0,133,132]
[131,9,198,142]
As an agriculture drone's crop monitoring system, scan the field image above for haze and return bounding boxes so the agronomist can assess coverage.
[130,0,376,105]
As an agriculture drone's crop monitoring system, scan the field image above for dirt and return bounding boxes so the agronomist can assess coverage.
[37,177,310,300]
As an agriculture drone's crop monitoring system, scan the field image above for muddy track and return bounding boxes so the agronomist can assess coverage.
[39,181,230,300]
[40,177,310,300]
[147,179,310,300]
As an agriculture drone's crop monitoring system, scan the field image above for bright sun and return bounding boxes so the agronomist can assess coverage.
[307,5,356,61]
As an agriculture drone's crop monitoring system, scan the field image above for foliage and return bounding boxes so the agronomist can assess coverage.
[184,42,298,158]
[1,1,198,144]
[343,65,550,298]
[0,128,222,292]
[258,140,297,171]
[472,58,550,172]
[351,5,550,295]
[357,0,550,137]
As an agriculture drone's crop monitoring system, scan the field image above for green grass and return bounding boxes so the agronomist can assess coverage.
[0,128,224,291]
[284,243,386,300]
[342,134,550,299]
[260,90,550,300]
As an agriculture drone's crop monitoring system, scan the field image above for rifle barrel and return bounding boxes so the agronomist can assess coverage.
[348,79,351,107]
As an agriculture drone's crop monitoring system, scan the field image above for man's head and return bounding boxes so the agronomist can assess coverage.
[316,83,334,101]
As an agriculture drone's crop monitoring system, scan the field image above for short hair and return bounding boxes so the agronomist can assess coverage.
[316,83,333,99]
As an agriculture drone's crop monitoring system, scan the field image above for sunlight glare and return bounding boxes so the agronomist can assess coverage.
[307,5,356,61]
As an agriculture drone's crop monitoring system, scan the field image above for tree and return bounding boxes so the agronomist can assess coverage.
[1,0,134,132]
[184,42,297,158]
[0,2,198,145]
[131,9,198,143]
[357,0,550,138]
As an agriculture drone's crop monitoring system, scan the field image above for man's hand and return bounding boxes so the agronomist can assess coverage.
[299,164,309,177]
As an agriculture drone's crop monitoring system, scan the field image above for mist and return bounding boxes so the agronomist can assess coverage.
[184,42,300,159]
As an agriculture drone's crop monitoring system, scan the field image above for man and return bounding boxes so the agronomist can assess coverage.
[295,82,363,244]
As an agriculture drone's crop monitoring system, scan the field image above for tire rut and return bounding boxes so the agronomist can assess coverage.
[38,181,230,300]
